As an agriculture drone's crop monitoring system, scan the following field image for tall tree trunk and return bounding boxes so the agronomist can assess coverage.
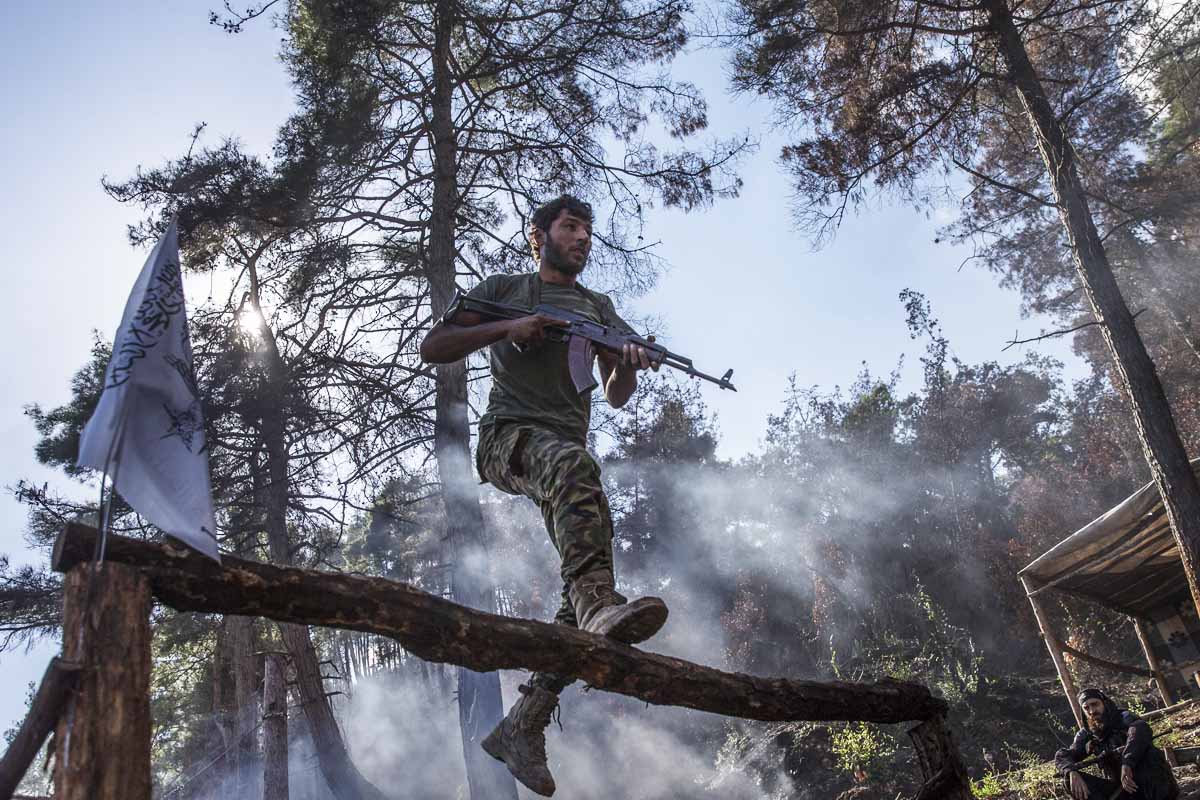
[252,276,386,800]
[228,614,260,793]
[985,0,1200,617]
[427,4,519,798]
[212,619,236,782]
[263,652,290,800]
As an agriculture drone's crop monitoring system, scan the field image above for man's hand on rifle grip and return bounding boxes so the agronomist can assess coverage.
[506,314,568,347]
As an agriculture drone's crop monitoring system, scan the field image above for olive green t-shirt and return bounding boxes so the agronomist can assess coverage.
[467,273,635,445]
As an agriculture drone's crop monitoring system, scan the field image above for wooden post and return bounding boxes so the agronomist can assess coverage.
[53,563,152,800]
[1133,617,1173,707]
[1021,576,1083,728]
[262,653,289,800]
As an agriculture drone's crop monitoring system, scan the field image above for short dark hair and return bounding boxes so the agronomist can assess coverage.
[531,194,593,232]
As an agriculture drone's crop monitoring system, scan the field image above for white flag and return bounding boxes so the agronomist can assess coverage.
[78,220,220,561]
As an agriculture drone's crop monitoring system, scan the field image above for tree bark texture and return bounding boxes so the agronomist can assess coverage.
[427,3,517,798]
[228,614,260,792]
[263,652,289,800]
[212,618,236,793]
[53,563,152,800]
[54,525,949,725]
[986,0,1200,622]
[0,657,81,800]
[909,716,972,800]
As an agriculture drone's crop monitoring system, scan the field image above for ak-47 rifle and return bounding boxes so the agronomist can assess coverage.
[442,289,737,394]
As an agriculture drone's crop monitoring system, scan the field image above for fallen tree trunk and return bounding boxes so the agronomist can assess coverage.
[54,523,945,724]
[0,657,82,799]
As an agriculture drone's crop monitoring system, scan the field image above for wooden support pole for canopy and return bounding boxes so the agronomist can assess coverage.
[53,562,152,800]
[1021,575,1083,728]
[1133,617,1173,707]
[0,657,82,799]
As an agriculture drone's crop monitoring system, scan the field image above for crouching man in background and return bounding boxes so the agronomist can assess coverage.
[1055,688,1179,800]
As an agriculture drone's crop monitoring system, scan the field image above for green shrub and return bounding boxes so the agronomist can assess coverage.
[1005,749,1061,800]
[830,722,895,779]
[971,772,1003,798]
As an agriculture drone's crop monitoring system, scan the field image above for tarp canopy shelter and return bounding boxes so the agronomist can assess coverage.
[1021,469,1191,617]
[1019,459,1200,726]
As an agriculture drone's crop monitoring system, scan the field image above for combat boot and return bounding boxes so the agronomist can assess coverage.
[569,569,668,645]
[482,683,559,796]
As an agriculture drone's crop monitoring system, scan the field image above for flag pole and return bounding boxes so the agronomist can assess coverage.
[95,408,129,565]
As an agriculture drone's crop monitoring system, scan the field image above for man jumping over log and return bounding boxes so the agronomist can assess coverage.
[419,194,667,796]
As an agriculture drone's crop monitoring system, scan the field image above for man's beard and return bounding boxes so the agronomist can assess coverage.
[543,237,587,275]
[1087,712,1108,735]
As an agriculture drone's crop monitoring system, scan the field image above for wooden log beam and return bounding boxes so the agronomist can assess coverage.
[53,562,152,800]
[0,657,82,800]
[1059,643,1153,678]
[1142,698,1198,722]
[53,523,947,724]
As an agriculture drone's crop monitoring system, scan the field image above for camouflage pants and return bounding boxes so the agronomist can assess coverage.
[477,420,616,694]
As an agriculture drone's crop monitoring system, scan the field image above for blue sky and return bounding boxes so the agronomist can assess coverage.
[0,2,1084,735]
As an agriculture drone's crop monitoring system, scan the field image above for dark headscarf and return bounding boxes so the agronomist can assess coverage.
[1077,688,1121,737]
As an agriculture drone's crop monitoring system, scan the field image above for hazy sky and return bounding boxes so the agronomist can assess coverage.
[0,2,1084,737]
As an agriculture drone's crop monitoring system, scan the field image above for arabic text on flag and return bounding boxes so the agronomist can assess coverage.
[77,220,220,561]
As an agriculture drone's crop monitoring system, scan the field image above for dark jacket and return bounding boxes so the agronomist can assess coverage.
[1055,708,1177,800]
